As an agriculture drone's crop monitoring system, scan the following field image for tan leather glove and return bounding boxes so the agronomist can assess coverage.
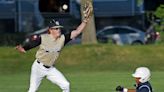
[83,1,93,22]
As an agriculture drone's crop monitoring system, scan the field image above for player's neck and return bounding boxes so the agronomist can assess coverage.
[50,34,60,40]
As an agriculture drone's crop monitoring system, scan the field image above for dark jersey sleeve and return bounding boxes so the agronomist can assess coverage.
[64,32,72,45]
[137,85,151,92]
[22,35,41,51]
[137,87,149,92]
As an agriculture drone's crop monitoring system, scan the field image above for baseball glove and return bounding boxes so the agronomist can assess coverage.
[116,85,124,92]
[83,1,93,20]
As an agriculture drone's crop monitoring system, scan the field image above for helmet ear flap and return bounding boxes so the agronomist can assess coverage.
[139,76,151,83]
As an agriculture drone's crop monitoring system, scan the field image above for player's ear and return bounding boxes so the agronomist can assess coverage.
[47,28,51,34]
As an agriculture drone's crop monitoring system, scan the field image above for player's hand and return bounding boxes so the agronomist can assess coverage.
[15,45,26,53]
[116,85,124,92]
[83,1,93,23]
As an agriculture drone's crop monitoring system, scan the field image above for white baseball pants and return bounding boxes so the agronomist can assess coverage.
[28,60,70,92]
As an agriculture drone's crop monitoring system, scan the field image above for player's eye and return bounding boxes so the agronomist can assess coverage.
[50,28,60,30]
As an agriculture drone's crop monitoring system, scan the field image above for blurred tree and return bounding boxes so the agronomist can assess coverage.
[80,0,97,44]
[155,5,164,31]
[155,5,164,21]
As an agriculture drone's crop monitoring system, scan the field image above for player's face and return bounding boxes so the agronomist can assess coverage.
[49,28,61,38]
[135,77,141,84]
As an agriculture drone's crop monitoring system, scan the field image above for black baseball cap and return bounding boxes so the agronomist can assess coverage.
[48,19,63,28]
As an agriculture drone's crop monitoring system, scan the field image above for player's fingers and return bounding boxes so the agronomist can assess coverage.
[85,6,90,13]
[86,8,92,18]
[17,47,26,53]
[87,7,91,14]
[84,6,91,14]
[15,45,26,53]
[83,7,89,15]
[83,1,90,13]
[15,45,20,49]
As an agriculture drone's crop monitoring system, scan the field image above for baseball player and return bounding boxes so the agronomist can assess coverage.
[16,2,93,92]
[116,67,153,92]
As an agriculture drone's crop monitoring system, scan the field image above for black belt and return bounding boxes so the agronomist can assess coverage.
[37,60,51,68]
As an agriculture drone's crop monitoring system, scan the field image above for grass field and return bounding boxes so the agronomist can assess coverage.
[0,71,164,92]
[0,44,164,92]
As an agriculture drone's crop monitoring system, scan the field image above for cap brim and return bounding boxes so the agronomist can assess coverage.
[132,74,136,77]
[50,26,63,28]
[132,73,140,78]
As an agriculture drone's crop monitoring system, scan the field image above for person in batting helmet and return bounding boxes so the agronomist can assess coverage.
[116,67,153,92]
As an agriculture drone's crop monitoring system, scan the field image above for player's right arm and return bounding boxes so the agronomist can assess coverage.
[16,35,41,53]
[127,89,136,92]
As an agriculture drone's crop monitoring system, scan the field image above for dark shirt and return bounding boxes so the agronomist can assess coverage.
[136,82,152,92]
[22,32,71,51]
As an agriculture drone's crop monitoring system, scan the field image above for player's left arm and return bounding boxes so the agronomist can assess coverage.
[70,1,93,39]
[127,89,136,92]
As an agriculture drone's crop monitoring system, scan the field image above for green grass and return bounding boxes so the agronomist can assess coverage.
[0,71,163,92]
[1,44,164,73]
[0,44,164,92]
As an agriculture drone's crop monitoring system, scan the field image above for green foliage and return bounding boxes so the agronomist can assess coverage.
[0,33,26,46]
[154,5,164,32]
[155,5,164,19]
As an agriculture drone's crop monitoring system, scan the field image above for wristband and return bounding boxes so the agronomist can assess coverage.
[123,88,128,92]
[83,19,88,23]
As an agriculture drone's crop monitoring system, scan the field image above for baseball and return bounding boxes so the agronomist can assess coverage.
[63,4,68,10]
